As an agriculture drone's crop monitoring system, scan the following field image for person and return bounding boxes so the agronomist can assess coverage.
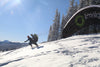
[24,36,33,48]
[25,35,38,48]
[31,34,38,42]
[30,34,39,48]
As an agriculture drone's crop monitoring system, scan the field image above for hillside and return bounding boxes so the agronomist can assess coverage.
[0,34,100,67]
[0,41,28,51]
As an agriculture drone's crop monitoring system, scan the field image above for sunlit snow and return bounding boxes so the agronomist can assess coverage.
[1,34,100,67]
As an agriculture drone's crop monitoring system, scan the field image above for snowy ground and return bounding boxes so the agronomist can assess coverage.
[1,34,100,67]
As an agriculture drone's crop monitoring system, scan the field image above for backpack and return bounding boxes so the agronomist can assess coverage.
[33,34,38,42]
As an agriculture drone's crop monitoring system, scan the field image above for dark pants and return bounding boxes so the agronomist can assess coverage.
[29,42,38,48]
[29,42,33,48]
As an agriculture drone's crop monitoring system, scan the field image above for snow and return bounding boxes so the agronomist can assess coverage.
[1,34,100,67]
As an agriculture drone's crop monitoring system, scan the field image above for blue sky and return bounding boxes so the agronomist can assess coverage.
[0,0,79,43]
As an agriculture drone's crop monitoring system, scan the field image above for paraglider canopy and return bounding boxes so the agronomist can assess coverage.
[62,5,100,38]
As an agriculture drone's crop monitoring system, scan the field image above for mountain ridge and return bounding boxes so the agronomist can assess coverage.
[0,40,28,51]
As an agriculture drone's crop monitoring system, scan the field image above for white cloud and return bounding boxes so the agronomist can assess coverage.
[0,0,22,15]
[0,0,22,9]
[10,0,21,8]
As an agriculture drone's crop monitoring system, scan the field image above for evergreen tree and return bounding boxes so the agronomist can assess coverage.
[48,9,60,41]
[48,26,53,41]
[59,14,65,39]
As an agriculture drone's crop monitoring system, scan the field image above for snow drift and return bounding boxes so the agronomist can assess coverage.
[1,34,100,67]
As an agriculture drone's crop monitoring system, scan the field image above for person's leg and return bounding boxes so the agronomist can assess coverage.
[29,43,33,48]
[32,40,39,48]
[34,42,39,48]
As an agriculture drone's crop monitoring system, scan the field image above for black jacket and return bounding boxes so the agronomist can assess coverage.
[25,37,34,44]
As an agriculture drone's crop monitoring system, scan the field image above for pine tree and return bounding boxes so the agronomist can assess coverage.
[48,26,53,41]
[70,0,74,7]
[52,9,60,41]
[48,9,60,41]
[59,14,65,39]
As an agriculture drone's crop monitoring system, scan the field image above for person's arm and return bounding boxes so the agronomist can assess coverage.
[24,39,29,42]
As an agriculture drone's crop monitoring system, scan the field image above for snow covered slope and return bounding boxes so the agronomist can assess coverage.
[1,34,100,67]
